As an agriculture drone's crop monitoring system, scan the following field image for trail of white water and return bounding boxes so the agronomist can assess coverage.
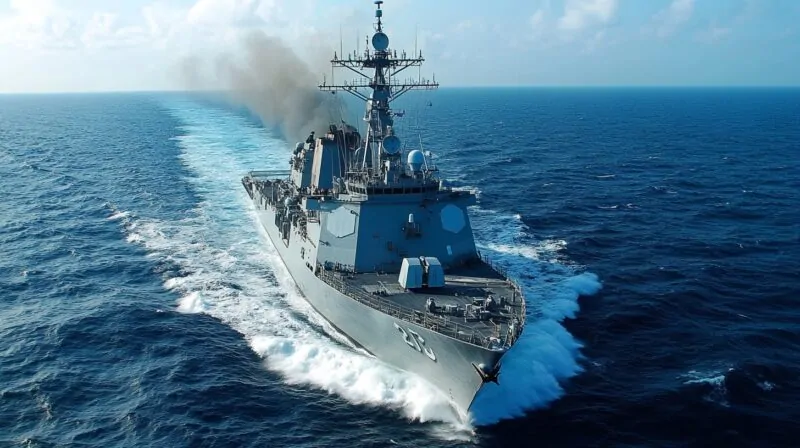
[118,99,468,433]
[117,97,600,431]
[468,208,601,424]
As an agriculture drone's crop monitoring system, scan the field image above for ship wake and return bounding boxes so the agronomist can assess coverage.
[469,209,601,424]
[118,98,469,430]
[118,98,600,432]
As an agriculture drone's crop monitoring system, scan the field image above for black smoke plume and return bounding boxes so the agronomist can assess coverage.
[180,30,345,144]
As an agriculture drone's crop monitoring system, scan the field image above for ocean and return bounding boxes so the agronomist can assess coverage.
[1,88,798,447]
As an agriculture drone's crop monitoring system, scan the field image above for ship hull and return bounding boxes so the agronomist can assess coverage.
[249,192,503,416]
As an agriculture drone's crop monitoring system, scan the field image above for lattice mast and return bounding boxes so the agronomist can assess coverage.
[319,0,438,175]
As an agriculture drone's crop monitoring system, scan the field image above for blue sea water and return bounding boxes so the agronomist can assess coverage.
[1,88,798,447]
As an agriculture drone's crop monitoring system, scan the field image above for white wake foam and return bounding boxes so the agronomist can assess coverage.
[116,98,600,432]
[117,99,467,431]
[106,210,130,221]
[467,208,602,424]
[680,368,732,407]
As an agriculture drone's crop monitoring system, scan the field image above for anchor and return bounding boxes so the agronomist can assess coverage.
[471,362,501,384]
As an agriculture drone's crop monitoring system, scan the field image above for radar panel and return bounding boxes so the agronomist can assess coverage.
[383,135,401,154]
[372,32,389,51]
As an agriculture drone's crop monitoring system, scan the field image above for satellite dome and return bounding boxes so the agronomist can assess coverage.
[407,150,425,172]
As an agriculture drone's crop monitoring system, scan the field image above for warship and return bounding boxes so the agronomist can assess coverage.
[242,1,526,415]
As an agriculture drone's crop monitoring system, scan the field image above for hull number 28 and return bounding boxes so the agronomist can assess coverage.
[394,323,437,361]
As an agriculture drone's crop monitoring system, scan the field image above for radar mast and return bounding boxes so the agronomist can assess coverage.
[319,0,438,175]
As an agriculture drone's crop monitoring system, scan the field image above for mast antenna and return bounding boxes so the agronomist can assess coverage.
[415,24,418,57]
[318,0,439,172]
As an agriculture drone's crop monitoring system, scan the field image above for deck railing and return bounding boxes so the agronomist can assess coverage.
[248,169,291,179]
[479,252,527,323]
[315,262,526,349]
[242,171,527,348]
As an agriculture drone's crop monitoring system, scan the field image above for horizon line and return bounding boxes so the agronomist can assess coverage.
[1,85,800,95]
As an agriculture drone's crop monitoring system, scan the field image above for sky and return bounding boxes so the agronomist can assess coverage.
[0,0,798,92]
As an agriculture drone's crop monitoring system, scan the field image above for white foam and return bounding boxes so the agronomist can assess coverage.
[107,210,130,221]
[117,98,601,430]
[680,368,732,407]
[248,334,462,422]
[176,291,206,314]
[466,208,602,424]
[683,373,726,387]
[113,99,469,433]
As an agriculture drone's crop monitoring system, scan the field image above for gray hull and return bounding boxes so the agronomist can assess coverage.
[250,192,501,415]
[238,1,527,419]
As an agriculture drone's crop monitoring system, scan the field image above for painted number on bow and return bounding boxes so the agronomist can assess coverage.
[394,323,436,361]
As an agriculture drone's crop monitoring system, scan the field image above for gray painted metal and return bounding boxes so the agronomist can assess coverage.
[239,1,527,415]
[247,186,506,413]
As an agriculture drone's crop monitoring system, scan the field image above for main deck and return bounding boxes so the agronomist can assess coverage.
[242,171,527,350]
[315,257,526,350]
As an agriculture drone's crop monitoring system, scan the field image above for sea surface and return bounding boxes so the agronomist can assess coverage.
[1,88,798,447]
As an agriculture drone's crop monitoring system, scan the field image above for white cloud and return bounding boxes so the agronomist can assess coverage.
[81,12,119,44]
[142,4,185,39]
[528,8,551,43]
[697,22,732,44]
[530,9,546,31]
[558,0,618,32]
[526,0,617,46]
[652,0,694,38]
[0,0,79,48]
[583,29,606,53]
[0,0,350,92]
[80,12,152,49]
[187,0,280,28]
[8,0,58,20]
[454,20,473,32]
[0,0,308,52]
